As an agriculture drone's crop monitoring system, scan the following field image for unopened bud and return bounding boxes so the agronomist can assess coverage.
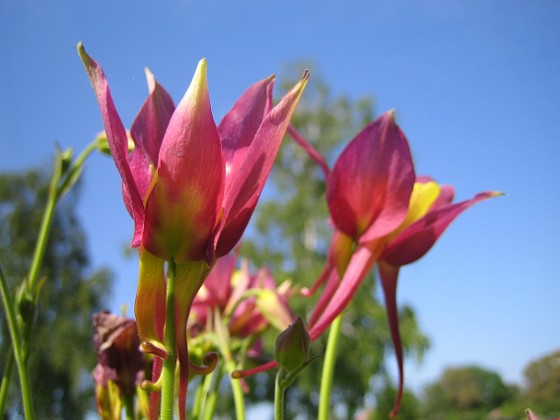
[275,317,310,372]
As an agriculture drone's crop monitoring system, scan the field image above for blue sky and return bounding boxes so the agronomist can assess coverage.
[1,0,559,400]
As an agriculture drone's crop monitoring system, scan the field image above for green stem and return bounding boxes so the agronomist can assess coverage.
[227,361,246,420]
[0,348,14,416]
[160,259,177,420]
[0,265,35,420]
[318,313,343,420]
[26,176,58,295]
[274,369,286,420]
[201,364,224,420]
[123,391,135,420]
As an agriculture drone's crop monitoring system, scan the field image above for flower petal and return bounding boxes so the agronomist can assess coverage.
[143,59,225,262]
[78,43,145,246]
[131,69,175,167]
[308,240,384,340]
[219,75,275,192]
[211,71,309,259]
[129,69,175,199]
[327,111,415,242]
[382,191,501,266]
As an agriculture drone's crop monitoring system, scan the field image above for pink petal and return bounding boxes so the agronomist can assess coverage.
[308,241,384,340]
[129,69,175,199]
[143,59,225,262]
[382,191,500,266]
[327,111,415,243]
[219,75,275,193]
[78,43,145,246]
[211,71,309,259]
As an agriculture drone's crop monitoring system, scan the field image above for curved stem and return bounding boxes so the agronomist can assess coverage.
[0,265,34,420]
[318,313,342,420]
[160,259,177,420]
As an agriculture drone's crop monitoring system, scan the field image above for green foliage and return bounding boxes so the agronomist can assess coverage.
[523,349,560,417]
[240,62,430,418]
[371,384,420,420]
[0,168,112,418]
[421,365,514,419]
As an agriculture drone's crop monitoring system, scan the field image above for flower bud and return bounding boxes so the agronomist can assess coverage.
[275,317,310,372]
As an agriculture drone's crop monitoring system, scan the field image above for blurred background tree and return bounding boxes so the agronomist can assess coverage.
[523,349,560,417]
[239,62,430,418]
[420,365,516,419]
[0,168,112,418]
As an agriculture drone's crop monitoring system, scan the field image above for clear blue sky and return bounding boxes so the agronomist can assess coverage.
[1,0,559,398]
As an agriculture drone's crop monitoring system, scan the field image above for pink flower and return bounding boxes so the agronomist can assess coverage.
[79,43,307,419]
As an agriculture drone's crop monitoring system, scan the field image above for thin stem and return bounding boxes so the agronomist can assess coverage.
[318,313,343,420]
[0,265,34,420]
[0,348,14,416]
[227,361,246,420]
[274,369,286,420]
[201,364,224,420]
[160,259,177,420]
[123,391,135,420]
[26,177,58,294]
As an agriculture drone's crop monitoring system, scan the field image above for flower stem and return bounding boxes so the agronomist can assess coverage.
[160,259,177,420]
[318,313,342,420]
[227,361,246,420]
[0,265,34,420]
[274,369,286,420]
[123,392,135,420]
[0,346,14,416]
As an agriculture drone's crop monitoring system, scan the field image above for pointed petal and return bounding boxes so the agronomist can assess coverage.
[382,191,501,266]
[327,111,415,242]
[308,241,384,340]
[130,69,175,172]
[378,260,404,418]
[307,267,340,330]
[78,43,145,246]
[173,261,208,420]
[143,59,225,262]
[212,71,309,258]
[135,248,166,351]
[219,75,275,191]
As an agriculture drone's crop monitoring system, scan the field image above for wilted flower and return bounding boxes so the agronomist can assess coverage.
[93,311,146,419]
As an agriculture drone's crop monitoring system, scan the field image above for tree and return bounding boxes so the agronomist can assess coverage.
[523,349,560,416]
[0,168,112,418]
[240,62,430,418]
[421,365,513,419]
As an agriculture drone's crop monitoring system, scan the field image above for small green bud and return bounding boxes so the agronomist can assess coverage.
[96,131,135,156]
[275,317,310,373]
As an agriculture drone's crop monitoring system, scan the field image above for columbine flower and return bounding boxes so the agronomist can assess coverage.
[293,113,499,416]
[79,43,307,418]
[305,111,416,339]
[377,178,500,416]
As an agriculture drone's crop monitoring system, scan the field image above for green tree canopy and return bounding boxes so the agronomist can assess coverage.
[0,168,112,418]
[523,349,560,417]
[421,365,514,419]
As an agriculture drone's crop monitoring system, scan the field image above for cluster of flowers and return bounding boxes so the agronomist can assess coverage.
[81,43,498,419]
